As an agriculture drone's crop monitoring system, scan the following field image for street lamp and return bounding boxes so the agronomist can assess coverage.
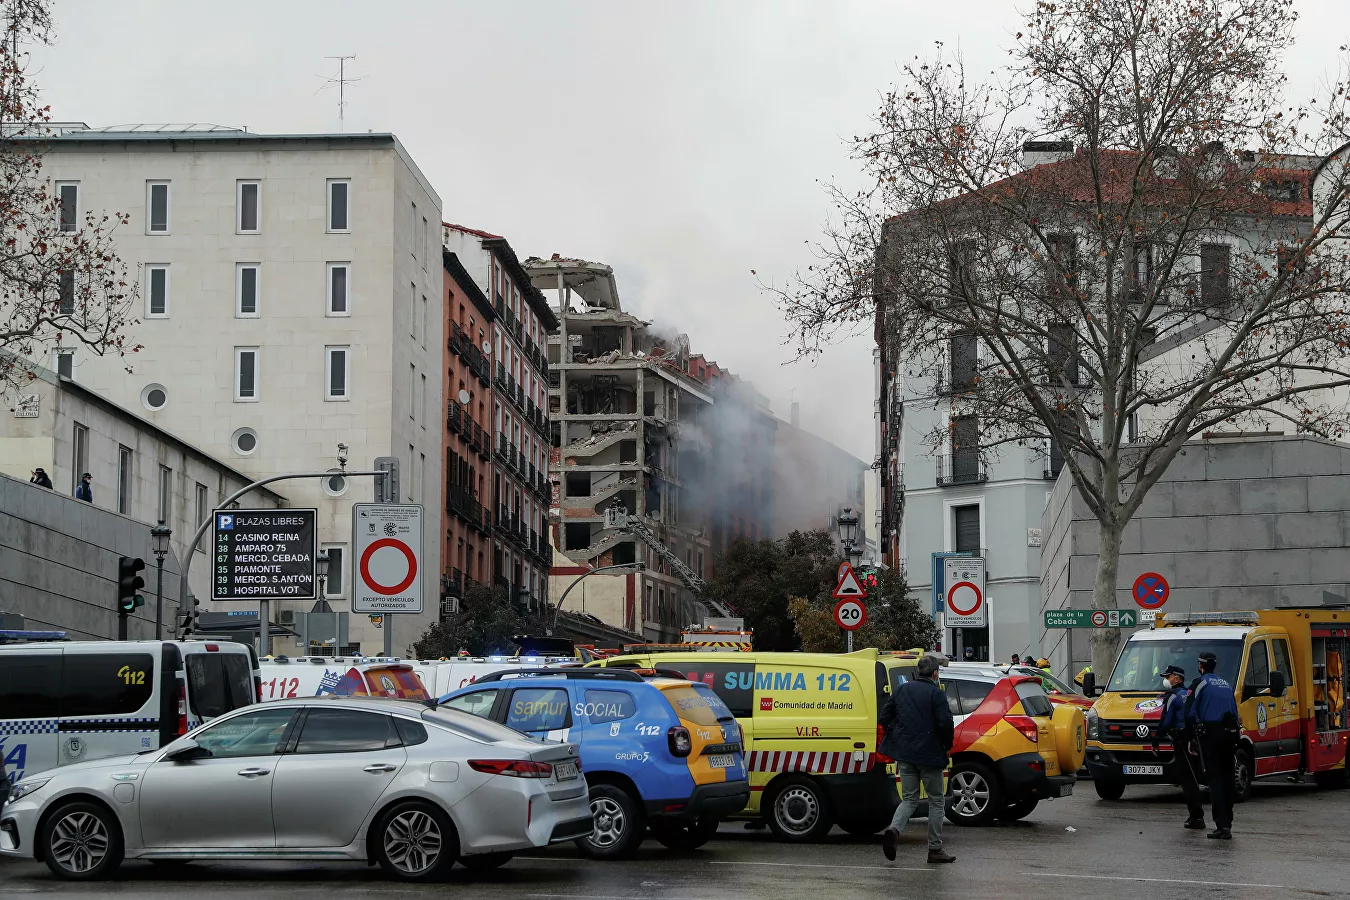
[150,520,172,639]
[837,507,861,565]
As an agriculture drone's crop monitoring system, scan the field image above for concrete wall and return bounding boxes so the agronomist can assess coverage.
[0,472,185,638]
[1039,435,1350,674]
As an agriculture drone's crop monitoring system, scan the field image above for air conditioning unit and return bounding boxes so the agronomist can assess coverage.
[441,598,460,616]
[277,609,296,626]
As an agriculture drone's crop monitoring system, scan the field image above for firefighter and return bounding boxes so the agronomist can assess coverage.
[1154,665,1204,829]
[1185,651,1241,840]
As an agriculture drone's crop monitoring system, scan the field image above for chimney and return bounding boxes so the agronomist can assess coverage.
[1022,140,1075,169]
[790,401,800,429]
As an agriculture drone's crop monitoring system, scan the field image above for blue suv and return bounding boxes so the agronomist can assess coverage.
[439,668,749,858]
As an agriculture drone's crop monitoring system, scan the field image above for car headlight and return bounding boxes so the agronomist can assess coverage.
[1085,709,1099,740]
[7,777,51,804]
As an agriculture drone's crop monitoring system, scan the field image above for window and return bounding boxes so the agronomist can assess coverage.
[326,263,349,315]
[951,415,979,482]
[1047,232,1078,297]
[411,202,418,261]
[1013,681,1055,717]
[146,181,170,233]
[420,373,427,425]
[421,295,428,348]
[408,444,415,502]
[71,422,88,492]
[954,504,980,553]
[294,708,397,753]
[947,239,977,302]
[146,265,169,317]
[195,483,208,550]
[57,181,79,232]
[421,216,429,269]
[55,349,74,380]
[1272,639,1293,686]
[158,465,172,523]
[0,653,61,718]
[1265,179,1301,203]
[186,652,254,718]
[237,264,259,317]
[409,363,417,420]
[235,347,258,401]
[1200,243,1231,306]
[231,427,259,455]
[61,653,156,716]
[58,269,74,315]
[141,383,168,410]
[327,179,350,232]
[117,445,132,513]
[414,451,424,503]
[949,333,977,389]
[326,346,349,400]
[504,687,571,733]
[237,181,260,233]
[1047,323,1079,385]
[323,544,345,597]
[394,718,428,746]
[192,707,296,759]
[953,678,993,716]
[1126,242,1152,302]
[1244,641,1271,688]
[442,688,500,718]
[410,282,417,339]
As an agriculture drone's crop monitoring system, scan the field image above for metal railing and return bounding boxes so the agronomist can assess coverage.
[935,452,988,486]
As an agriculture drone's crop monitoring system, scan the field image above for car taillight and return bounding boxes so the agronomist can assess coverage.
[468,759,554,778]
[254,676,263,703]
[1004,715,1039,743]
[875,724,894,764]
[668,726,692,757]
[176,683,188,735]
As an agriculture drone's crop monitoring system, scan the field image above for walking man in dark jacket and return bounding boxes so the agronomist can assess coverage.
[75,473,93,503]
[1154,665,1204,829]
[878,654,955,864]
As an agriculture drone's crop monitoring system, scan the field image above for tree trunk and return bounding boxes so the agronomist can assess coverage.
[1089,517,1123,678]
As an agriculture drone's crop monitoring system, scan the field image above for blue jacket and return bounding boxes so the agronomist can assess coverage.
[1159,684,1189,734]
[76,481,92,502]
[879,676,954,769]
[1186,672,1239,726]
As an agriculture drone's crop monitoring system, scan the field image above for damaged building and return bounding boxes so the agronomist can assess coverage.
[527,255,775,641]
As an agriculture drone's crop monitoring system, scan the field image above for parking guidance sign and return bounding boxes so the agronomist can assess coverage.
[212,509,317,601]
[353,504,424,614]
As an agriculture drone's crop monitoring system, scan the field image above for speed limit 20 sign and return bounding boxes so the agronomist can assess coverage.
[833,597,868,631]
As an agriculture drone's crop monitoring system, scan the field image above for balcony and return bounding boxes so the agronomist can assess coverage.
[497,433,508,458]
[441,569,463,599]
[495,362,508,391]
[445,484,485,533]
[518,451,527,475]
[446,401,463,434]
[936,452,988,486]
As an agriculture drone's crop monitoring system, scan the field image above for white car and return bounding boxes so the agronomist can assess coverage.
[1,697,592,882]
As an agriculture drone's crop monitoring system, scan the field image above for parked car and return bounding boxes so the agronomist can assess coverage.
[0,697,592,881]
[1001,664,1095,710]
[440,668,749,858]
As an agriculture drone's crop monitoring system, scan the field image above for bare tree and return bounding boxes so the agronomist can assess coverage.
[0,0,138,401]
[777,0,1350,673]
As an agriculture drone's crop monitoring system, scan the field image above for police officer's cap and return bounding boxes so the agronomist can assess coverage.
[1160,664,1185,678]
[1197,651,1218,663]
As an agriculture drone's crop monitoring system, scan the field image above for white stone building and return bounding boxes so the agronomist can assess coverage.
[31,124,444,655]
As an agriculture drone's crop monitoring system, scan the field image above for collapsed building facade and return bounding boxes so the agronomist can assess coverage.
[527,256,775,641]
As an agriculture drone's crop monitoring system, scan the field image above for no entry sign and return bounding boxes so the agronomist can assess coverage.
[353,504,424,614]
[1133,572,1169,609]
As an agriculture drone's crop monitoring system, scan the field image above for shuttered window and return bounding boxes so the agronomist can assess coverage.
[954,504,981,553]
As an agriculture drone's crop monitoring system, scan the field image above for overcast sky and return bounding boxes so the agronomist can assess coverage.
[31,0,1350,461]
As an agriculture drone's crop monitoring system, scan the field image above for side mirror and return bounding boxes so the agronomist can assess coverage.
[1269,670,1287,698]
[1082,672,1097,697]
[163,739,212,762]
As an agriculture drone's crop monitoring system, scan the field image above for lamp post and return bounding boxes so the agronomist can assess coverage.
[315,549,330,657]
[837,507,861,566]
[150,520,172,639]
[551,562,645,634]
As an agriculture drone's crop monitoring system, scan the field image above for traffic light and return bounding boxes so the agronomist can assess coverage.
[857,565,881,593]
[117,556,146,614]
[178,595,201,636]
[374,456,400,503]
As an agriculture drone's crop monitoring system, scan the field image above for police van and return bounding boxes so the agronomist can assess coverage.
[0,640,259,785]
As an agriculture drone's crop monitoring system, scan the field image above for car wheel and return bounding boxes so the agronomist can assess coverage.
[945,762,1003,827]
[1232,748,1253,803]
[997,798,1039,822]
[652,817,720,850]
[1094,779,1126,801]
[578,784,644,859]
[40,801,124,881]
[459,851,514,871]
[375,801,459,882]
[765,775,834,842]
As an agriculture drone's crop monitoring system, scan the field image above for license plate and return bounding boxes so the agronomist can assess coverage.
[707,754,735,769]
[553,761,579,781]
[1123,764,1163,775]
[1057,783,1073,797]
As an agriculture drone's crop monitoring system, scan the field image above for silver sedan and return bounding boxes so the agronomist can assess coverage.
[0,697,592,881]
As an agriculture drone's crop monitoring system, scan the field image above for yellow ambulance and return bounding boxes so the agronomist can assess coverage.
[590,648,919,841]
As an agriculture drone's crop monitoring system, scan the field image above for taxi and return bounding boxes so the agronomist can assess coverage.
[439,668,748,859]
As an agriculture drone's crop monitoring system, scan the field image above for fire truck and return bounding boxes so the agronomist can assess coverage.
[1084,609,1349,800]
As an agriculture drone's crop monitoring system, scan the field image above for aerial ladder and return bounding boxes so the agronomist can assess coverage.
[603,505,734,618]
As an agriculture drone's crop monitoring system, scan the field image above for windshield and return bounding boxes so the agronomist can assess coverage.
[1012,666,1083,698]
[1107,639,1243,692]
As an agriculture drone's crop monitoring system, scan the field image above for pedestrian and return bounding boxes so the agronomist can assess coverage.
[1154,665,1204,829]
[1010,652,1021,666]
[878,653,956,864]
[29,467,52,488]
[1185,651,1241,839]
[75,472,93,503]
[1036,657,1052,674]
[1023,655,1037,667]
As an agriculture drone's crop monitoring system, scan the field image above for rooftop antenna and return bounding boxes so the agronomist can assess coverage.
[319,55,365,133]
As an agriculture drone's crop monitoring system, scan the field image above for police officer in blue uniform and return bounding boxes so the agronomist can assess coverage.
[1185,651,1241,839]
[1154,665,1204,829]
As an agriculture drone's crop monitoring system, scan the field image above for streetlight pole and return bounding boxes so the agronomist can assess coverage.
[150,520,172,640]
[837,507,861,653]
[551,562,645,634]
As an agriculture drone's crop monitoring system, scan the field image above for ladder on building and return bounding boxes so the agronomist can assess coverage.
[602,506,733,618]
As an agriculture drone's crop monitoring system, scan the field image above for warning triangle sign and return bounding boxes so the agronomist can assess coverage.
[833,563,868,599]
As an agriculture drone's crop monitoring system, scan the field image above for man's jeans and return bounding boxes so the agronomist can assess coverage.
[887,761,946,850]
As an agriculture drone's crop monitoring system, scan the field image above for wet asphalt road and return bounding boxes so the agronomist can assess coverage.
[2,781,1345,900]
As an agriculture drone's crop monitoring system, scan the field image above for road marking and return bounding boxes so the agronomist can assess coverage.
[1025,872,1287,889]
[707,860,932,873]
